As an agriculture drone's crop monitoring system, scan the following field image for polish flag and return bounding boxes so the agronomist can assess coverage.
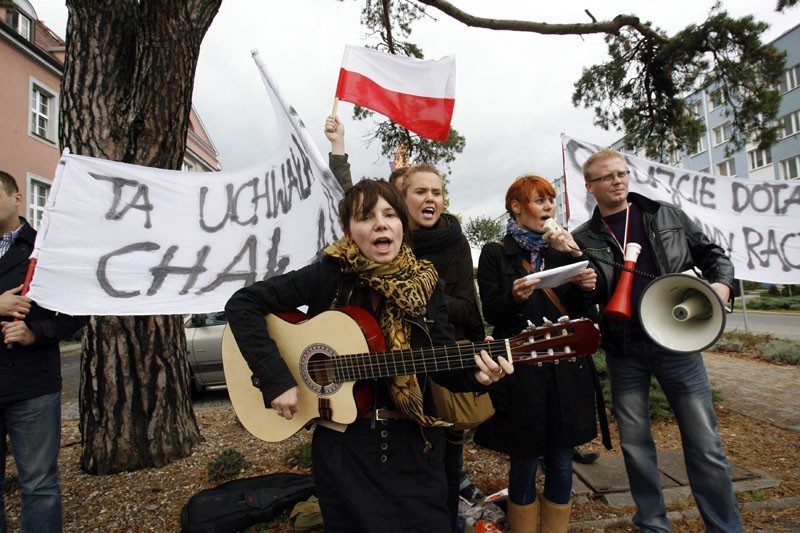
[335,45,456,142]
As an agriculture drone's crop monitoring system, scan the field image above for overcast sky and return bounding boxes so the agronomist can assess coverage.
[33,1,796,224]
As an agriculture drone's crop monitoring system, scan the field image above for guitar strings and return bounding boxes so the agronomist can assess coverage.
[304,331,585,380]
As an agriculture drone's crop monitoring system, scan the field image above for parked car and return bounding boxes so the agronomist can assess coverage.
[184,312,228,392]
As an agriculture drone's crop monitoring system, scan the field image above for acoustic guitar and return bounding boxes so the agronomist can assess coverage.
[222,306,599,442]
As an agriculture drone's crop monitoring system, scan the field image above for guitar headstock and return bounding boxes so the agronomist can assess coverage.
[507,318,599,364]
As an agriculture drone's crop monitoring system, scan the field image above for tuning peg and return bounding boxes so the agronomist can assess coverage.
[557,315,569,323]
[542,317,553,325]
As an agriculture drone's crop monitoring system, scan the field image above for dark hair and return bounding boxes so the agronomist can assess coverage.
[505,174,556,218]
[0,171,20,196]
[338,179,411,246]
[388,167,410,187]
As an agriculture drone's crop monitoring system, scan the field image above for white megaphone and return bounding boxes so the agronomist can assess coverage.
[638,273,727,354]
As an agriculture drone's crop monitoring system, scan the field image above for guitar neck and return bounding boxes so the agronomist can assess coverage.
[330,340,506,382]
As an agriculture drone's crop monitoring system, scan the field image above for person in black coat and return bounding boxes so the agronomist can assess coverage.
[225,179,513,532]
[475,175,604,532]
[0,170,86,533]
[401,164,487,529]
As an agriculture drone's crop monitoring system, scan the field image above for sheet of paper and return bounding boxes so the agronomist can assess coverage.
[524,260,589,288]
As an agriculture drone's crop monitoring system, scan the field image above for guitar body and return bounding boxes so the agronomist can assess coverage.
[222,308,383,443]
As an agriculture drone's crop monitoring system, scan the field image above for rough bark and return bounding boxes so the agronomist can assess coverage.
[60,0,221,474]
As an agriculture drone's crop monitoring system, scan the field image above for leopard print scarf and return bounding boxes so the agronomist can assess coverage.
[324,236,449,428]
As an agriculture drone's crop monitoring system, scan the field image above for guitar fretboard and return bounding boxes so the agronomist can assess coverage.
[331,339,509,381]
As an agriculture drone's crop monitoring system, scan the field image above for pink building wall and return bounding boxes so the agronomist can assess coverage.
[1,2,221,224]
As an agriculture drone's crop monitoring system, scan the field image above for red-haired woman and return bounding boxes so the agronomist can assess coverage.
[475,175,607,532]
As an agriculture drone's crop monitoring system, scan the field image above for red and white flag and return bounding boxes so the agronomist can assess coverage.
[335,45,456,142]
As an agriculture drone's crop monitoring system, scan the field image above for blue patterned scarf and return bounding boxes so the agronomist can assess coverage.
[507,217,549,272]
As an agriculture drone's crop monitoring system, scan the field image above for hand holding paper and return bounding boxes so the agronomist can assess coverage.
[524,261,590,288]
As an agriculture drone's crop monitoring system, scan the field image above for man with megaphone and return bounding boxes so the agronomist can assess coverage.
[572,149,742,532]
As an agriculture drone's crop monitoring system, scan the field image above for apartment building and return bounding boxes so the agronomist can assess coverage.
[0,0,221,229]
[613,22,800,181]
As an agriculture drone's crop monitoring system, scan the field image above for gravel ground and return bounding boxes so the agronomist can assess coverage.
[3,357,799,531]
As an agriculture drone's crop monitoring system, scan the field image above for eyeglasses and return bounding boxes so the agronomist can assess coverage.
[586,170,630,184]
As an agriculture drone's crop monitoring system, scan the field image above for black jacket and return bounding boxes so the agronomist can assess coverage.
[0,219,86,404]
[572,192,735,354]
[225,256,488,415]
[412,214,485,343]
[474,236,600,456]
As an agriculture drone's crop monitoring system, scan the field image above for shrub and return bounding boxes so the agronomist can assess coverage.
[760,340,800,365]
[713,331,799,366]
[284,442,313,470]
[207,448,250,482]
[765,285,781,297]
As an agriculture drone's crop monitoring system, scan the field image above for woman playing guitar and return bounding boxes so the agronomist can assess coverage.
[225,179,512,532]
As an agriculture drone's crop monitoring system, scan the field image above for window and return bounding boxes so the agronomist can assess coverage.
[182,160,196,172]
[779,110,800,138]
[6,10,32,41]
[29,81,58,143]
[28,178,50,230]
[712,122,732,145]
[780,156,800,180]
[778,64,800,94]
[690,135,707,155]
[716,159,736,177]
[17,13,32,40]
[709,90,724,109]
[687,100,702,117]
[748,148,772,170]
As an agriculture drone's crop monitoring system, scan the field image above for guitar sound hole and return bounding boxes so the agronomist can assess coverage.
[300,343,341,396]
[307,352,334,386]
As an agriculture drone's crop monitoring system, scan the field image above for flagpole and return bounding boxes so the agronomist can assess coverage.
[331,97,339,118]
[6,257,37,348]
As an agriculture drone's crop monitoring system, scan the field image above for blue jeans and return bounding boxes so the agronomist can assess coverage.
[508,375,574,506]
[0,392,62,533]
[607,341,742,532]
[509,446,573,505]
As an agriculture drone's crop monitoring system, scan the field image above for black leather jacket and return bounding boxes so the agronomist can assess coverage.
[572,193,735,353]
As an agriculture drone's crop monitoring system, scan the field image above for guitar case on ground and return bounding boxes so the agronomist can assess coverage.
[180,472,316,533]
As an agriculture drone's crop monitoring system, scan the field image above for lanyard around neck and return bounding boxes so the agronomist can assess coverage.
[601,203,630,254]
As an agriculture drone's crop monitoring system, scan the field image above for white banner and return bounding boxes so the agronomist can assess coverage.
[561,134,800,285]
[27,51,344,315]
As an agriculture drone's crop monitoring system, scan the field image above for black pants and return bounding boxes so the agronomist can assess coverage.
[444,439,462,532]
[312,419,450,532]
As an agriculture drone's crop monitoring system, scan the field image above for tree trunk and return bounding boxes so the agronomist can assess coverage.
[60,0,221,474]
[80,315,200,472]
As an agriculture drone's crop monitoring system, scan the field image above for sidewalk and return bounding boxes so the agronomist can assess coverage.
[567,350,800,530]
